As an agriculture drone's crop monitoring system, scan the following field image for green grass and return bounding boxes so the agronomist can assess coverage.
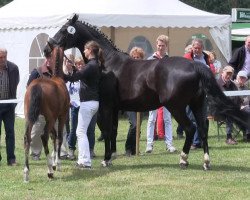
[1,116,250,200]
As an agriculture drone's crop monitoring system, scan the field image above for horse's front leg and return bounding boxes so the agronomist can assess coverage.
[23,122,32,182]
[99,107,113,167]
[110,109,118,159]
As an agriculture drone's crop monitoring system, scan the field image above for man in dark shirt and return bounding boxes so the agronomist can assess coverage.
[0,47,19,166]
[217,65,241,145]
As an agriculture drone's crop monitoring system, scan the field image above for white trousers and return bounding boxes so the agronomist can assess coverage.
[77,101,99,166]
[146,107,173,147]
[30,115,68,157]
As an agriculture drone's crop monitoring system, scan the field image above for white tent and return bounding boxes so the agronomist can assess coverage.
[0,0,231,116]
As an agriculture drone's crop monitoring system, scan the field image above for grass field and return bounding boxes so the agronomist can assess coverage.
[0,116,250,200]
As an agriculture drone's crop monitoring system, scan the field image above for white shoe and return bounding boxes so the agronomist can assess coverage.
[167,146,176,153]
[145,145,153,153]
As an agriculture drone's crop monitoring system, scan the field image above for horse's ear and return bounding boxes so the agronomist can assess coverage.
[72,14,79,23]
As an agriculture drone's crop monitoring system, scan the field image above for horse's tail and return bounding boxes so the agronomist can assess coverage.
[194,62,250,130]
[28,84,42,124]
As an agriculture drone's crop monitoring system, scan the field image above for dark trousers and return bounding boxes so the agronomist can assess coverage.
[67,106,97,151]
[0,104,16,163]
[125,111,142,154]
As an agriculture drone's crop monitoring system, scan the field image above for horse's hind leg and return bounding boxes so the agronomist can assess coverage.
[41,122,54,179]
[170,108,196,168]
[191,100,210,170]
[24,122,32,182]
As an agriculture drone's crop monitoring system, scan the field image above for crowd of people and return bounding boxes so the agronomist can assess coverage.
[0,33,249,167]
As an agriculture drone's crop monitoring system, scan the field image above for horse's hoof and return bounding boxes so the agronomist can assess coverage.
[179,162,189,169]
[48,173,54,179]
[101,160,112,167]
[203,163,211,171]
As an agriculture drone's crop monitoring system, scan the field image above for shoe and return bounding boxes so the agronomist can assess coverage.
[97,134,104,142]
[60,155,68,160]
[67,149,76,160]
[31,154,40,161]
[154,135,158,141]
[75,162,91,170]
[177,134,184,139]
[226,138,237,145]
[7,160,17,166]
[145,145,153,153]
[166,145,176,153]
[90,150,96,159]
[190,144,202,150]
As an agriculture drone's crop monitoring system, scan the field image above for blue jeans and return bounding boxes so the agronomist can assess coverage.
[67,106,97,151]
[186,106,200,146]
[0,104,16,163]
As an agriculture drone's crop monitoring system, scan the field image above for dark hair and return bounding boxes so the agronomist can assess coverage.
[84,41,105,70]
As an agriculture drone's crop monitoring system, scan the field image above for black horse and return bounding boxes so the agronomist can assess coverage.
[45,14,250,170]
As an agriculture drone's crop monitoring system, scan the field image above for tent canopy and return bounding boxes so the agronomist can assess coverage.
[0,0,231,29]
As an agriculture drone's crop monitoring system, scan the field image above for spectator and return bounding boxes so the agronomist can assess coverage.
[209,51,222,79]
[217,66,241,145]
[229,35,250,79]
[63,41,103,169]
[145,35,176,153]
[184,38,213,149]
[0,46,19,166]
[233,70,250,142]
[65,56,97,160]
[125,47,145,156]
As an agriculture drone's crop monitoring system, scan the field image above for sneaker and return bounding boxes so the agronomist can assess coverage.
[67,149,76,160]
[226,138,237,145]
[166,146,176,153]
[90,150,96,159]
[75,162,91,170]
[190,144,202,150]
[145,145,153,153]
[60,155,68,160]
[97,134,104,142]
[7,160,17,166]
[31,154,40,161]
[125,149,132,157]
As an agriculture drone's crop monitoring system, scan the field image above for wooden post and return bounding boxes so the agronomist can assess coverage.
[136,112,141,155]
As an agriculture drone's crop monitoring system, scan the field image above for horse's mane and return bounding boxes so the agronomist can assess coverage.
[79,20,125,54]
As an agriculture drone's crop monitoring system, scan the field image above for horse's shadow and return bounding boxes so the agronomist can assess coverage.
[59,155,250,182]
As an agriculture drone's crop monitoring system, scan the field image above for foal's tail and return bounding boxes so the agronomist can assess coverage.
[28,84,42,124]
[194,62,250,130]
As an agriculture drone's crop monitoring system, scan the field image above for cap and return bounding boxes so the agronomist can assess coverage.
[223,66,234,73]
[237,70,248,79]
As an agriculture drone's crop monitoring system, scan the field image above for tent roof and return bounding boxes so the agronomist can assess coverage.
[0,0,231,30]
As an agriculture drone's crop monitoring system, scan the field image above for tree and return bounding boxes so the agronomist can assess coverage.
[180,0,250,14]
[0,0,13,8]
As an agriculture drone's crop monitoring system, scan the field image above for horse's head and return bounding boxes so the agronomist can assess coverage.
[44,14,90,54]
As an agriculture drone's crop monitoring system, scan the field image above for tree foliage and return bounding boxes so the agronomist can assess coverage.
[180,0,250,14]
[0,0,12,8]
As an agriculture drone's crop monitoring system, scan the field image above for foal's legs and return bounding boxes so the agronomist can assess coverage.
[23,122,32,182]
[41,121,54,179]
